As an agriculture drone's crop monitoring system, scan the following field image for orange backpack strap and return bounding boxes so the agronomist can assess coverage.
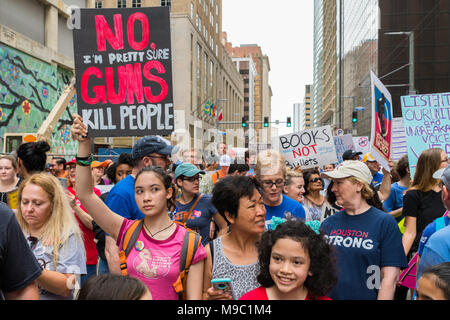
[118,219,144,276]
[172,229,202,299]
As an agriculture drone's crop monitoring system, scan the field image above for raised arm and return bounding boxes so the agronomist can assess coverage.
[71,114,123,240]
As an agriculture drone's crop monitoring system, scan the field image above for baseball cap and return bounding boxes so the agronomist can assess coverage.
[65,158,76,166]
[219,155,232,167]
[433,165,450,188]
[362,153,376,163]
[174,162,205,180]
[342,149,362,161]
[132,135,178,161]
[91,160,108,168]
[323,160,373,185]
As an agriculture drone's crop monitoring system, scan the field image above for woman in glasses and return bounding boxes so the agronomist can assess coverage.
[255,150,305,230]
[16,173,86,300]
[302,169,329,221]
[174,163,228,246]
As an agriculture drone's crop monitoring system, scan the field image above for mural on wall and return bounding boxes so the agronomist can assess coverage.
[0,43,78,156]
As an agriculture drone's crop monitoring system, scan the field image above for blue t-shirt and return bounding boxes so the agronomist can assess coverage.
[105,175,144,220]
[264,194,305,230]
[372,172,383,189]
[383,182,408,221]
[174,193,218,247]
[417,211,449,256]
[320,206,408,300]
[417,225,450,283]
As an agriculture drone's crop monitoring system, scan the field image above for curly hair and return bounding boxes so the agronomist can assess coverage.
[256,219,337,298]
[303,169,324,195]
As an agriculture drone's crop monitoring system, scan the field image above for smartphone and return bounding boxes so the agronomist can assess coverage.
[211,278,232,294]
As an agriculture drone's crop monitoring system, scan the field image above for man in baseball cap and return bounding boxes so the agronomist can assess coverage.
[361,153,383,188]
[342,149,362,161]
[131,135,178,170]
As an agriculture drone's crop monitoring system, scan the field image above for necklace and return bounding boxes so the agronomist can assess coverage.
[143,221,174,238]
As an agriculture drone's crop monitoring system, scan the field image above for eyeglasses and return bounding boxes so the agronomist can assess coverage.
[261,179,285,188]
[442,158,449,163]
[183,175,200,182]
[147,155,169,161]
[309,178,321,183]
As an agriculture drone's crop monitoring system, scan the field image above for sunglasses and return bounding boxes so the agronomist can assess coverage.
[309,178,322,183]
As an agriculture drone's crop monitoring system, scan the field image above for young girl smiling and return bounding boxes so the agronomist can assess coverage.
[240,219,337,300]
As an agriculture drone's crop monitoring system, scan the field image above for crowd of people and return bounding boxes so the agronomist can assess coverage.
[0,114,449,301]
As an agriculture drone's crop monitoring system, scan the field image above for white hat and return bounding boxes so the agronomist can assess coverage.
[323,160,373,185]
[219,155,232,167]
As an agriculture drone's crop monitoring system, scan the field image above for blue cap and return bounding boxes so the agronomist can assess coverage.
[174,162,205,180]
[132,136,178,160]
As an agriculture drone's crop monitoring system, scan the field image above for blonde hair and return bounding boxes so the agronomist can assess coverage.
[16,173,83,268]
[0,154,18,170]
[255,149,287,178]
[347,176,374,201]
[285,168,303,186]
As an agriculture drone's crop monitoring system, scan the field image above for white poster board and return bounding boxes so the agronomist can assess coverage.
[273,125,338,169]
[333,134,355,163]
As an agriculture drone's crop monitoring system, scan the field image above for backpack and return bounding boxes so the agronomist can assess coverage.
[118,219,202,300]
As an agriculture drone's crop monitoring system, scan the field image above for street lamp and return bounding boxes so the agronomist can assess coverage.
[384,31,416,95]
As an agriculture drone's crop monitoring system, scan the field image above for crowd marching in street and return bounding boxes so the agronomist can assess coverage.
[0,113,449,301]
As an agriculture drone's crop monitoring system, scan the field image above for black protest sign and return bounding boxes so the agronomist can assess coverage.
[73,7,173,137]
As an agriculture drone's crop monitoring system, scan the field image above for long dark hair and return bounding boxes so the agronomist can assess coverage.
[16,141,50,174]
[421,262,450,300]
[256,219,337,299]
[134,166,177,213]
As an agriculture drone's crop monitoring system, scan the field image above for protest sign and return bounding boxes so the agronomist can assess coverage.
[391,117,408,161]
[73,7,174,137]
[401,92,450,177]
[333,134,355,163]
[352,136,370,155]
[273,125,337,169]
[370,71,393,172]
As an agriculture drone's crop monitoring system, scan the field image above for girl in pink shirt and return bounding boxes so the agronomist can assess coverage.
[72,115,206,300]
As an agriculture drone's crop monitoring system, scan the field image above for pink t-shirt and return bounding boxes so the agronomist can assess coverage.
[239,286,332,300]
[117,219,206,300]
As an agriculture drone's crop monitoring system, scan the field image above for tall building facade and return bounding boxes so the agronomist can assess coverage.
[301,85,312,130]
[341,0,379,137]
[224,39,272,148]
[379,0,450,117]
[312,0,324,129]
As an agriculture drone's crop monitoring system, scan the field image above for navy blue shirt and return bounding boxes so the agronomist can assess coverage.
[320,206,408,300]
[174,193,218,247]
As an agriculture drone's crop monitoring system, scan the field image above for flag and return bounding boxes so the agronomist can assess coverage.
[203,100,211,115]
[218,110,223,121]
[211,103,216,117]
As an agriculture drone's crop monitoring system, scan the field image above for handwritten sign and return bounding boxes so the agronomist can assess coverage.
[370,71,392,172]
[391,117,408,161]
[333,134,355,163]
[273,125,337,169]
[73,7,174,137]
[320,202,340,222]
[401,92,450,177]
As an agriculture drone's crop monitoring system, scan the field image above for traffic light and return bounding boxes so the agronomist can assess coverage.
[264,116,269,127]
[352,111,358,123]
[286,117,292,127]
[242,116,248,127]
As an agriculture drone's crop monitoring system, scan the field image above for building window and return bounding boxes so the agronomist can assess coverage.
[117,0,126,8]
[190,2,194,20]
[132,0,142,7]
[161,0,171,7]
[95,0,103,8]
